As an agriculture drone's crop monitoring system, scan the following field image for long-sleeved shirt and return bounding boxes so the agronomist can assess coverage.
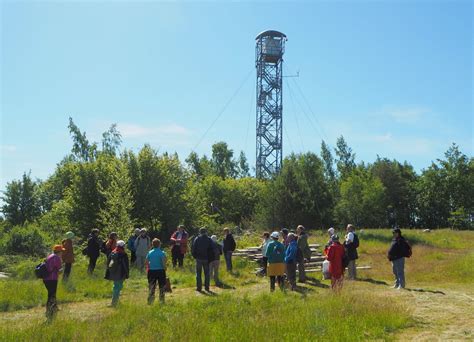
[284,240,298,263]
[44,253,62,281]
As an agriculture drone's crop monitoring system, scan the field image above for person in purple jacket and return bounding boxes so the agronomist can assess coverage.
[44,245,64,320]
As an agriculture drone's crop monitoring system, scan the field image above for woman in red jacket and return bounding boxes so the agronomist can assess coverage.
[326,235,345,291]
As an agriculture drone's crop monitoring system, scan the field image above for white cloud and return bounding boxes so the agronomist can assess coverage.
[372,133,393,142]
[381,107,429,123]
[0,145,17,152]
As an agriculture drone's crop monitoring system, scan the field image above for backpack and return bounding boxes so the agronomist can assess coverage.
[352,233,359,249]
[35,261,49,279]
[342,252,350,268]
[404,240,412,258]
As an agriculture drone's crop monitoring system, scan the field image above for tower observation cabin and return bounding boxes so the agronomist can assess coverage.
[255,30,287,179]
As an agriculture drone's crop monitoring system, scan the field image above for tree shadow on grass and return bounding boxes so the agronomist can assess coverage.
[360,231,431,247]
[303,276,330,289]
[215,282,235,290]
[357,277,390,286]
[405,288,445,295]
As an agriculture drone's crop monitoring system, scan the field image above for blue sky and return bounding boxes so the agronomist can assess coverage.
[1,1,472,191]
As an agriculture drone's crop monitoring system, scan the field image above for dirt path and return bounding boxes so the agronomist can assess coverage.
[393,286,474,341]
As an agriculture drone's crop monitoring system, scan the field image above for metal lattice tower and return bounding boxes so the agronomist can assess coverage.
[255,30,287,179]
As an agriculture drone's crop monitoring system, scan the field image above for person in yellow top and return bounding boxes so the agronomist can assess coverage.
[61,231,75,280]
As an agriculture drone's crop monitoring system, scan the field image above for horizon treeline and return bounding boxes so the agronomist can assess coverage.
[1,118,473,247]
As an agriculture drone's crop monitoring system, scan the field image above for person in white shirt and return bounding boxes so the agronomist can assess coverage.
[344,224,359,280]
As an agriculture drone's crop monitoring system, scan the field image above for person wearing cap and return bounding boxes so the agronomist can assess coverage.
[105,240,129,306]
[296,225,311,283]
[285,233,298,291]
[146,238,167,304]
[209,235,223,286]
[265,231,286,292]
[326,234,345,291]
[222,227,236,272]
[324,227,336,256]
[344,224,359,280]
[388,228,411,289]
[191,227,213,292]
[86,228,101,274]
[104,232,118,257]
[259,232,271,276]
[134,228,151,272]
[127,228,141,265]
[43,245,64,320]
[170,225,189,268]
[61,231,75,280]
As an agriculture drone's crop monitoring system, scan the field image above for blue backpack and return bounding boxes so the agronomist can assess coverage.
[35,261,49,279]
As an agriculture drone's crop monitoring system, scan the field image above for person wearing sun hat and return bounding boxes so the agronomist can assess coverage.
[43,244,64,320]
[61,231,75,280]
[265,231,286,292]
[105,240,130,307]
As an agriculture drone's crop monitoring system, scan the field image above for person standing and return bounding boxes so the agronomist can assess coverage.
[222,227,236,272]
[146,238,167,304]
[191,227,213,292]
[326,235,345,291]
[43,245,64,320]
[344,224,359,280]
[209,235,223,286]
[388,228,411,290]
[285,233,298,291]
[170,225,188,268]
[281,228,290,248]
[296,225,311,283]
[134,228,151,272]
[127,228,140,265]
[105,240,129,307]
[324,227,336,256]
[265,232,286,292]
[86,228,101,274]
[61,231,75,280]
[104,232,118,257]
[260,232,271,276]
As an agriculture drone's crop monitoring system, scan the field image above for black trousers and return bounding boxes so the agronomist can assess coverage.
[88,256,98,274]
[63,263,72,279]
[43,280,58,318]
[171,246,184,267]
[148,269,167,302]
[130,250,137,264]
[270,276,284,291]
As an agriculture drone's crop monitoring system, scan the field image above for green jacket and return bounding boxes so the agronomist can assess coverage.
[265,240,285,264]
[297,233,312,260]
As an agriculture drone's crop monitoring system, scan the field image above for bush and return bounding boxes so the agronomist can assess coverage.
[0,225,51,256]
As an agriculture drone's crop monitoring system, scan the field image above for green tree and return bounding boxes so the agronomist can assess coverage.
[211,142,237,179]
[101,123,122,156]
[335,167,386,227]
[237,151,250,178]
[68,117,97,162]
[99,159,134,238]
[1,172,41,226]
[335,135,356,179]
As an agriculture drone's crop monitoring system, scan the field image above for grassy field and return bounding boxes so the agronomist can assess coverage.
[0,229,473,341]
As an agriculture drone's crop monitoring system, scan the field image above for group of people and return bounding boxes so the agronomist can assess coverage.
[40,223,410,320]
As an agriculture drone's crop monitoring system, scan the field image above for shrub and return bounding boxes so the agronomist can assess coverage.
[0,225,51,256]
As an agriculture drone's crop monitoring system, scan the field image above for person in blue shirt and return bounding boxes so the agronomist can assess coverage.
[285,233,298,291]
[146,238,167,304]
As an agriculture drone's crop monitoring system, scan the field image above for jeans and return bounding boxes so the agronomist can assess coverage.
[63,263,72,280]
[130,251,137,264]
[112,280,124,305]
[347,260,357,280]
[209,260,220,285]
[88,256,98,274]
[195,259,210,291]
[392,257,405,288]
[172,246,184,267]
[148,269,166,303]
[224,251,233,271]
[286,262,297,290]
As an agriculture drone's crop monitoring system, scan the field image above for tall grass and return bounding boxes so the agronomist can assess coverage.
[0,290,410,341]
